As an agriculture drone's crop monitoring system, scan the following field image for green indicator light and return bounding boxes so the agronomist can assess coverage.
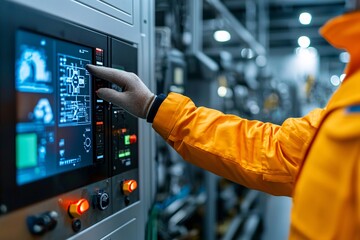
[119,152,126,158]
[124,135,130,145]
[125,150,131,157]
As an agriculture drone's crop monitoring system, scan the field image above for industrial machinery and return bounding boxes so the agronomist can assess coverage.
[0,0,154,239]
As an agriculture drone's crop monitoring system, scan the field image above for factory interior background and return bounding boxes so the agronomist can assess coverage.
[153,0,346,239]
[0,0,349,239]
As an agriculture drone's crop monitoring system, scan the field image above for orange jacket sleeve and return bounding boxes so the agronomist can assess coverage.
[153,93,324,196]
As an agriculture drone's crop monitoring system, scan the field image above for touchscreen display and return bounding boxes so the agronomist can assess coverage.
[15,30,93,185]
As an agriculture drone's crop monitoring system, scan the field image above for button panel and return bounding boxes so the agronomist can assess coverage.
[111,109,138,175]
[112,170,139,212]
[94,48,106,163]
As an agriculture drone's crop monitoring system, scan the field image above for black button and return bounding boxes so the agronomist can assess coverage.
[96,125,103,132]
[72,219,81,232]
[96,115,103,121]
[124,196,130,206]
[96,133,104,144]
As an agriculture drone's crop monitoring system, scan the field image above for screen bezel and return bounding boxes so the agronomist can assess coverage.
[0,2,109,213]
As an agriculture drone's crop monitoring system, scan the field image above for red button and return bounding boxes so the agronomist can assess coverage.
[68,199,89,218]
[129,134,137,144]
[122,180,138,195]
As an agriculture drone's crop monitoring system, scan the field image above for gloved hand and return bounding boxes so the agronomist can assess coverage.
[86,64,155,119]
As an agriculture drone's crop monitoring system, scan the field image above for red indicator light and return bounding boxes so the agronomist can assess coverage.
[69,198,89,218]
[96,121,104,125]
[122,180,138,195]
[129,134,137,144]
[96,48,103,52]
[129,181,137,191]
[78,199,89,213]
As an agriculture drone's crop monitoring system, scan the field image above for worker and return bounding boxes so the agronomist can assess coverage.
[86,0,360,238]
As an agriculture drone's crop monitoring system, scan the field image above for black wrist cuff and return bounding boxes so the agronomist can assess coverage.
[146,94,166,123]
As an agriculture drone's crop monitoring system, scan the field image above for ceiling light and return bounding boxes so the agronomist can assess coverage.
[298,36,311,48]
[330,75,340,86]
[241,48,255,59]
[255,55,267,67]
[217,86,227,97]
[214,30,231,42]
[339,52,350,63]
[340,74,346,82]
[299,12,312,25]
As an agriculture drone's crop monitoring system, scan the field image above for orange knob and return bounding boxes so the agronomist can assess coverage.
[122,180,138,195]
[68,198,89,218]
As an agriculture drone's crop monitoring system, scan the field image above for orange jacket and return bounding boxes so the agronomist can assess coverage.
[152,12,360,239]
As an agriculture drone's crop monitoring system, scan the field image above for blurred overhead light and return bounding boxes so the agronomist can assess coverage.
[298,36,311,48]
[330,75,341,86]
[217,86,228,97]
[339,52,350,63]
[255,55,267,67]
[247,100,260,115]
[340,74,346,82]
[214,30,231,42]
[241,48,255,59]
[294,47,318,76]
[299,12,312,25]
[295,46,317,56]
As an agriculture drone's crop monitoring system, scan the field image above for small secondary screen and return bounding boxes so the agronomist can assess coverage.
[15,30,93,185]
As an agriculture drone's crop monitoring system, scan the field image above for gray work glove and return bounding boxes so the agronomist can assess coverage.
[86,64,155,119]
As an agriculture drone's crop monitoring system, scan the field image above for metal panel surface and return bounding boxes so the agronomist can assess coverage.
[102,0,133,15]
[75,0,133,24]
[9,0,140,44]
[100,218,138,240]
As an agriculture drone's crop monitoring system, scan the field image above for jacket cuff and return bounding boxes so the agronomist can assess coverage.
[146,94,166,123]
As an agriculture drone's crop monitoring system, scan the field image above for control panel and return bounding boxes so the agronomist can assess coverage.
[0,1,147,239]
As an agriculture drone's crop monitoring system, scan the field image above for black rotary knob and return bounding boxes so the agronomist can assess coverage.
[95,190,110,211]
[27,211,58,235]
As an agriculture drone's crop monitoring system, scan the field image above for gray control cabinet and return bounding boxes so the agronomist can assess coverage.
[0,0,155,239]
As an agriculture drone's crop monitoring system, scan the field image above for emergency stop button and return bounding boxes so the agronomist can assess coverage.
[68,199,89,218]
[122,180,138,196]
[129,134,137,144]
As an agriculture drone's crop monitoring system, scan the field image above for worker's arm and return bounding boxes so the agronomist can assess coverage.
[86,65,324,197]
[153,93,324,196]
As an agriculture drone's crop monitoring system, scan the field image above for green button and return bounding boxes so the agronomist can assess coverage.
[124,135,130,145]
[119,151,126,158]
[125,149,131,156]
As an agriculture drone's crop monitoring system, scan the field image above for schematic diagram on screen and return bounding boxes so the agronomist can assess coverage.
[58,54,91,126]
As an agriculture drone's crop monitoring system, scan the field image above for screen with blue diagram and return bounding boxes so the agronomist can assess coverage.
[15,30,93,185]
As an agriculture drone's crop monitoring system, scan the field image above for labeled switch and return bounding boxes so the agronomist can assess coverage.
[68,199,89,218]
[122,179,138,196]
